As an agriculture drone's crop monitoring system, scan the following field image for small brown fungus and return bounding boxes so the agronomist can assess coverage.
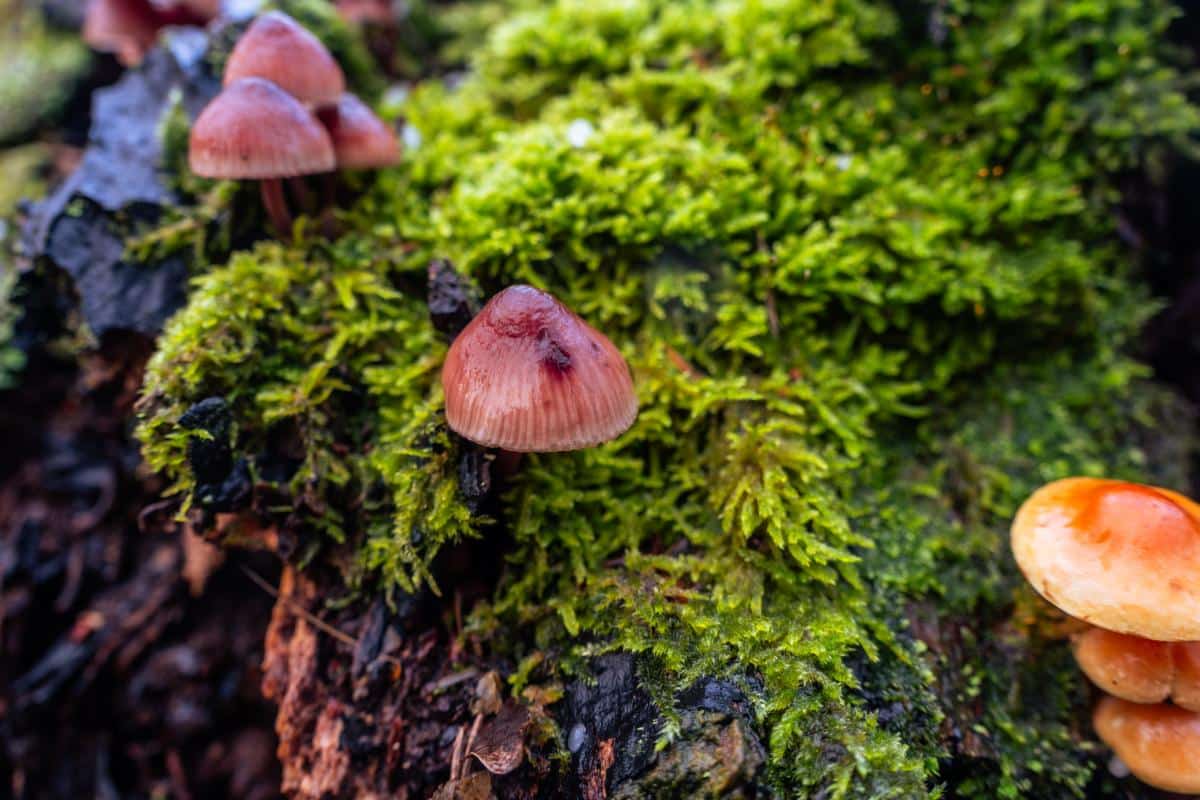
[188,77,335,235]
[223,11,346,108]
[83,0,162,66]
[317,93,400,170]
[441,285,637,453]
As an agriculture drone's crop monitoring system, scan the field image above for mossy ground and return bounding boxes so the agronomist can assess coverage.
[136,1,1199,796]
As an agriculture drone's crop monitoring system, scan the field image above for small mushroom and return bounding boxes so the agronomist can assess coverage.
[317,93,400,170]
[148,0,217,25]
[223,11,346,108]
[83,0,162,66]
[335,0,393,25]
[189,77,335,235]
[1072,627,1200,711]
[1010,478,1200,641]
[442,285,637,453]
[1093,696,1200,794]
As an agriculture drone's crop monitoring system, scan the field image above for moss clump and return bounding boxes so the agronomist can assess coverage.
[0,2,89,146]
[138,0,1199,795]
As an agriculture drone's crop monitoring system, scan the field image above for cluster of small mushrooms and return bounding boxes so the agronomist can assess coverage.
[1012,478,1200,793]
[83,0,385,66]
[188,12,399,235]
[85,3,636,451]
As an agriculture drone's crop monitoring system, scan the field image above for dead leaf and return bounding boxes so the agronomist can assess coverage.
[472,670,504,716]
[430,771,494,800]
[469,704,529,776]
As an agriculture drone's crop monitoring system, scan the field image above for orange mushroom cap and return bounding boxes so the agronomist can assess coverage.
[1094,697,1200,794]
[1011,478,1200,641]
[317,94,400,169]
[442,285,638,452]
[1072,627,1200,711]
[83,0,162,66]
[223,11,346,107]
[189,78,335,179]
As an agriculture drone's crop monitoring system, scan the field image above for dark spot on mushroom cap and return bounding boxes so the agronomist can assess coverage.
[539,335,572,376]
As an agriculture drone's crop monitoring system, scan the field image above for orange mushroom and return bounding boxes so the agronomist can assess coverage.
[1073,627,1200,712]
[1010,478,1200,642]
[1093,696,1200,794]
[442,285,637,453]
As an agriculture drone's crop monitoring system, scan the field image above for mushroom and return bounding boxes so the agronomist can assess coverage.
[335,0,393,25]
[316,93,400,170]
[148,0,217,25]
[83,0,162,66]
[189,77,335,235]
[223,11,346,108]
[1073,627,1200,711]
[441,285,637,454]
[1010,478,1200,642]
[84,0,216,66]
[1093,696,1200,793]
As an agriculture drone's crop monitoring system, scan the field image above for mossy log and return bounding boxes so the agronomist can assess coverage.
[6,0,1200,797]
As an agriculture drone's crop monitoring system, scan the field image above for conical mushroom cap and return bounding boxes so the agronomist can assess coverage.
[189,78,336,179]
[1094,697,1200,794]
[1011,478,1200,641]
[317,94,400,169]
[1072,627,1200,711]
[442,285,637,452]
[223,11,345,107]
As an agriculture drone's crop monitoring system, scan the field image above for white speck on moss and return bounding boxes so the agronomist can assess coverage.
[401,123,422,151]
[566,119,595,148]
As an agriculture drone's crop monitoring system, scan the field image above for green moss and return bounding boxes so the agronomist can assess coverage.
[0,143,47,217]
[0,2,90,146]
[0,225,24,390]
[137,0,1199,795]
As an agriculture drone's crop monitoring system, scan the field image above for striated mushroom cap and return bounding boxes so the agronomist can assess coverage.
[317,94,400,169]
[189,78,335,179]
[1072,628,1200,711]
[1011,478,1200,641]
[223,11,345,107]
[442,285,637,452]
[1094,697,1200,794]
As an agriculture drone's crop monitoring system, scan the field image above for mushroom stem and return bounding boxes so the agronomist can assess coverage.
[321,171,337,209]
[288,176,315,213]
[260,178,292,236]
[493,450,523,480]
